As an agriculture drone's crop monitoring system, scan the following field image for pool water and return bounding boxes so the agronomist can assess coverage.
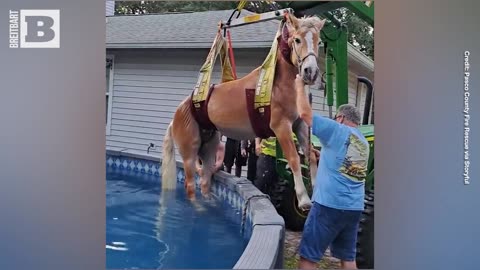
[106,168,248,269]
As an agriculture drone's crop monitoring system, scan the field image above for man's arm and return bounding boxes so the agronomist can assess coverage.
[295,74,313,126]
[240,140,247,150]
[240,140,247,157]
[311,114,340,147]
[295,74,338,147]
[255,137,262,156]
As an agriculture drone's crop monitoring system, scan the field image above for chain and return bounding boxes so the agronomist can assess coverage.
[240,194,271,233]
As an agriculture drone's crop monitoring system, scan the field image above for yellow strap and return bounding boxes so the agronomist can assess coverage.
[254,20,283,110]
[236,1,248,11]
[192,29,235,105]
[219,39,235,83]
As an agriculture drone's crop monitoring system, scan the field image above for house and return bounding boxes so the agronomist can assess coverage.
[106,1,115,17]
[105,9,374,171]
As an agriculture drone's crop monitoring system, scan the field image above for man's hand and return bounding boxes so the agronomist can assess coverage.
[255,137,262,156]
[312,148,320,161]
[241,148,247,157]
[255,146,261,156]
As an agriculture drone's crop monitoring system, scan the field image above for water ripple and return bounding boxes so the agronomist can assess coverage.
[106,175,247,269]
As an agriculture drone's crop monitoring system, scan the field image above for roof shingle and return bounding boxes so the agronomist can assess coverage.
[106,9,373,72]
[106,9,279,48]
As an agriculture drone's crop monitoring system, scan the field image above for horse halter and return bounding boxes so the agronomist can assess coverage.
[287,25,319,74]
[279,20,318,74]
[292,42,318,74]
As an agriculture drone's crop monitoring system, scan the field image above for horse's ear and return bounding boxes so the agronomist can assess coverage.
[285,13,299,32]
[314,18,327,32]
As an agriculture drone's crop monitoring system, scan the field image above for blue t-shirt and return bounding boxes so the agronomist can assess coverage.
[311,114,370,211]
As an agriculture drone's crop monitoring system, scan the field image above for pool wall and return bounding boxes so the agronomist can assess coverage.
[106,150,285,269]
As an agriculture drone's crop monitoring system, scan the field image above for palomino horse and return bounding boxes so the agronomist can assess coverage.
[161,13,325,211]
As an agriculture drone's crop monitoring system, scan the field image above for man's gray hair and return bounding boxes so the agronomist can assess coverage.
[337,104,361,125]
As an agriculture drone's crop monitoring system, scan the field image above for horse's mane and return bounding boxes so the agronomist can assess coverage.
[298,16,323,32]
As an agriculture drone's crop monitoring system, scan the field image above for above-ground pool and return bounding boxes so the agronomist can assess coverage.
[106,151,285,269]
[106,168,248,269]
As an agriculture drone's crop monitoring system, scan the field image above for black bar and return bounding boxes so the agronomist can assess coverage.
[357,76,373,125]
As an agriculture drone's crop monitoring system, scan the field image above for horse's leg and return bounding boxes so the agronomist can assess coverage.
[175,137,199,199]
[172,99,202,199]
[176,140,200,198]
[292,119,317,187]
[293,119,310,156]
[198,131,220,197]
[183,158,198,199]
[271,122,312,211]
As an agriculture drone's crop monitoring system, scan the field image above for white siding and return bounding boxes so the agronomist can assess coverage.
[106,1,115,17]
[308,66,365,119]
[106,48,373,176]
[106,48,269,159]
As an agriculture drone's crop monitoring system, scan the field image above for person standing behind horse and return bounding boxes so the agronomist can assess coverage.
[253,137,277,195]
[297,104,370,270]
[196,140,225,177]
[241,139,257,182]
[253,134,307,195]
[223,137,246,177]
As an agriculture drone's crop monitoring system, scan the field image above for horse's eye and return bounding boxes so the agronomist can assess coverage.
[294,38,301,44]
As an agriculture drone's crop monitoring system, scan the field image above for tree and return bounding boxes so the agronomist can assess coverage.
[114,1,236,14]
[330,8,374,60]
[114,1,288,15]
[114,1,373,59]
[244,1,282,13]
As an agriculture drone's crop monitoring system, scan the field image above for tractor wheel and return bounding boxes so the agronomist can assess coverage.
[270,178,309,231]
[356,190,374,269]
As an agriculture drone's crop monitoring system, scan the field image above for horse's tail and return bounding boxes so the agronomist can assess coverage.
[161,121,177,190]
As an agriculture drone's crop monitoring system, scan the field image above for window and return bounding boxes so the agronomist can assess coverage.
[106,55,114,135]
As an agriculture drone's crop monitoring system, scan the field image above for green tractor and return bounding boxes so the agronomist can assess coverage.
[271,1,375,269]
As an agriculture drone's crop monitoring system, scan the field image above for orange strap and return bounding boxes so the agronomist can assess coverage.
[226,29,237,80]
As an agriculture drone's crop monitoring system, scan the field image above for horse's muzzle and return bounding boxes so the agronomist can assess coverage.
[302,67,320,85]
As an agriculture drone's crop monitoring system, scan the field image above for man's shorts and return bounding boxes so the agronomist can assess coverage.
[299,202,363,262]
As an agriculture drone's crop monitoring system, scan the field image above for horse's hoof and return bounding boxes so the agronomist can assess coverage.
[186,184,196,199]
[298,197,312,211]
[200,181,210,197]
[187,192,196,201]
[201,190,212,199]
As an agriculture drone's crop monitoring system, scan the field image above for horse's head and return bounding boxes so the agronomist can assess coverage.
[282,13,326,85]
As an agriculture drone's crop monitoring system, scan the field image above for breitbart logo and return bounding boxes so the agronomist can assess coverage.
[9,9,60,48]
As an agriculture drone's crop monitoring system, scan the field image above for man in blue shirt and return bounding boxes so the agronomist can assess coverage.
[298,104,370,270]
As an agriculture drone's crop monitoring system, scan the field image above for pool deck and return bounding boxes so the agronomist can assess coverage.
[106,149,286,269]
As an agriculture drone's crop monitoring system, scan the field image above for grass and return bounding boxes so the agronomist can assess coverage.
[284,254,339,269]
[283,229,340,269]
[284,255,299,269]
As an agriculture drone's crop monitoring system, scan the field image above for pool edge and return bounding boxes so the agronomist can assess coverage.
[106,149,285,269]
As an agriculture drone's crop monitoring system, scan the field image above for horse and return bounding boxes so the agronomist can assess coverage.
[161,13,326,211]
